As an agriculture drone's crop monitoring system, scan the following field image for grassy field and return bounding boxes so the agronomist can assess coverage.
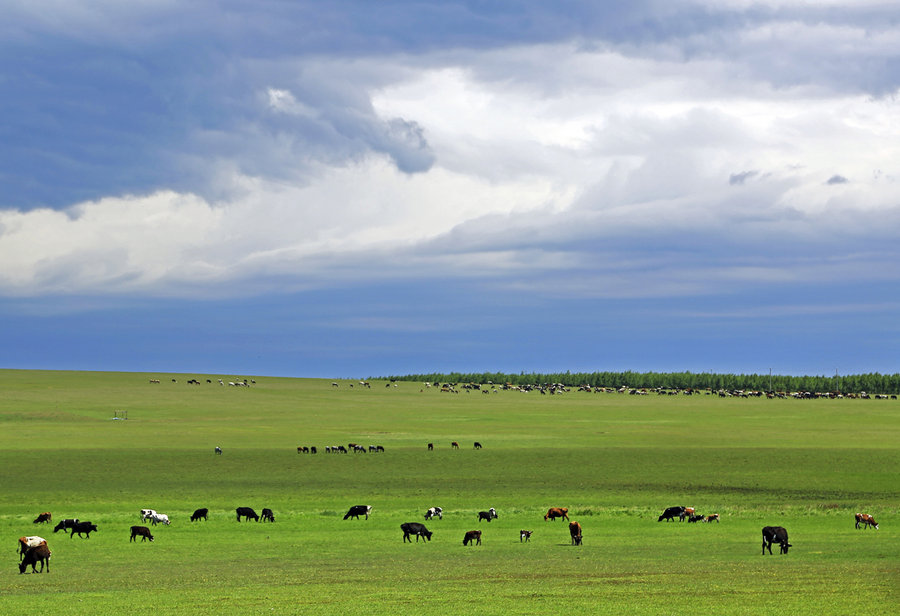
[1,369,897,615]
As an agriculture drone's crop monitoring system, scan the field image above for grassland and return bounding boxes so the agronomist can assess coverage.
[1,369,897,615]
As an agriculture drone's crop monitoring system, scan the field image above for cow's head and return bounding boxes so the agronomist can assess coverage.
[780,542,792,554]
[424,531,433,541]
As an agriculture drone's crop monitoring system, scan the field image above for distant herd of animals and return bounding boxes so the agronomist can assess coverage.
[16,506,881,573]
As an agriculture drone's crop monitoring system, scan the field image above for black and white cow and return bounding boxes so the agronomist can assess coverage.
[52,519,79,534]
[424,507,443,520]
[477,508,498,522]
[762,526,792,555]
[401,522,433,542]
[520,530,533,542]
[658,506,685,522]
[343,505,372,520]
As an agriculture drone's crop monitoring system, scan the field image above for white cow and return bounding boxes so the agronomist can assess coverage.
[140,509,156,522]
[424,507,443,520]
[149,513,170,526]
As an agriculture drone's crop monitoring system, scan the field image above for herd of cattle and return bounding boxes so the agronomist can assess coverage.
[17,505,882,572]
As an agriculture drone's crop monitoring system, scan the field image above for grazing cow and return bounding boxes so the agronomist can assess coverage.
[463,530,482,546]
[148,513,170,526]
[236,507,259,522]
[140,509,156,521]
[478,508,498,522]
[33,512,52,524]
[762,526,791,554]
[544,507,569,522]
[424,507,443,521]
[474,442,482,449]
[261,508,275,522]
[130,526,154,542]
[401,522,433,543]
[679,507,696,521]
[520,530,533,542]
[19,544,51,574]
[855,513,878,530]
[70,521,98,538]
[52,519,79,534]
[310,446,317,454]
[343,505,372,520]
[190,508,208,522]
[569,521,583,546]
[17,536,47,561]
[215,446,222,455]
[297,446,308,453]
[451,441,459,449]
[658,506,685,522]
[704,513,720,523]
[427,443,433,451]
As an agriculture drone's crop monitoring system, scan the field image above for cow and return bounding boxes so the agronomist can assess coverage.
[855,513,878,530]
[190,508,208,522]
[261,508,275,522]
[140,509,156,522]
[762,526,791,554]
[474,442,482,449]
[424,507,443,521]
[297,446,308,453]
[215,446,222,455]
[704,513,720,523]
[679,507,696,521]
[148,513,170,526]
[19,543,51,574]
[688,514,704,523]
[401,522,432,543]
[17,536,46,561]
[236,507,259,522]
[33,512,52,525]
[569,521,583,546]
[658,506,685,522]
[463,530,482,546]
[544,507,569,522]
[130,526,154,542]
[427,443,433,451]
[52,519,79,534]
[310,446,317,454]
[451,441,459,449]
[343,505,372,520]
[520,530,533,542]
[478,508,498,522]
[70,521,98,539]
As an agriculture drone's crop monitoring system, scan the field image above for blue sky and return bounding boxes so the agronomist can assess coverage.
[1,0,898,378]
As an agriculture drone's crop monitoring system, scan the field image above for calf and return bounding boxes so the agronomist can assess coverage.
[19,544,51,574]
[343,505,372,520]
[33,512,52,524]
[704,513,720,523]
[855,513,878,530]
[544,507,569,522]
[688,514,704,523]
[658,506,685,522]
[478,508,498,522]
[190,508,209,522]
[463,530,482,546]
[762,526,791,554]
[130,526,154,542]
[451,441,459,449]
[569,521,583,546]
[70,521,98,539]
[424,507,443,521]
[520,530,533,543]
[401,522,433,543]
[261,508,275,522]
[17,536,47,561]
[679,507,696,521]
[52,519,79,534]
[236,507,259,522]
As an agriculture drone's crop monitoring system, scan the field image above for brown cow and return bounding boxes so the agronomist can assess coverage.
[463,530,482,546]
[569,521,583,546]
[704,513,720,523]
[679,507,695,521]
[451,441,459,449]
[18,536,47,561]
[544,507,569,522]
[19,544,51,574]
[130,526,154,542]
[855,513,878,529]
[33,512,52,524]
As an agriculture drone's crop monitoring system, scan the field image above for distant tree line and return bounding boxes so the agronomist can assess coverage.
[381,371,900,394]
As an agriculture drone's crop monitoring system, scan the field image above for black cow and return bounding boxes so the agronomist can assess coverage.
[401,522,433,543]
[190,508,208,522]
[236,507,259,522]
[130,526,154,542]
[70,521,98,539]
[762,526,791,554]
[478,508,498,522]
[52,519,79,534]
[474,442,482,449]
[658,506,685,522]
[463,530,482,545]
[343,505,372,520]
[19,544,51,574]
[261,508,275,522]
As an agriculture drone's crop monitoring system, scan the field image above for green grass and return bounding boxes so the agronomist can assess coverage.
[0,369,897,614]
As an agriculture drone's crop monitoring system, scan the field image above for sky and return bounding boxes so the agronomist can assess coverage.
[1,0,899,379]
